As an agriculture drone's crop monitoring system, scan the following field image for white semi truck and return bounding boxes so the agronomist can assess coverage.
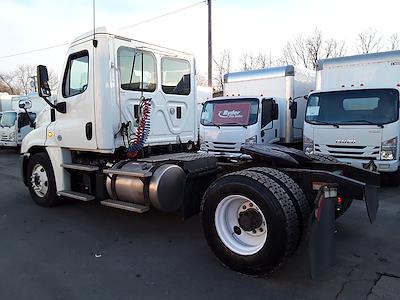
[303,51,400,184]
[199,66,315,157]
[0,93,47,147]
[20,28,379,277]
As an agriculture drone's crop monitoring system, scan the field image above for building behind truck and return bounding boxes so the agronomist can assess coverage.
[303,50,400,184]
[0,93,47,147]
[199,66,315,157]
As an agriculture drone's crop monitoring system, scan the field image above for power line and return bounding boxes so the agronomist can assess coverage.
[0,0,206,61]
[0,43,69,60]
[118,0,206,31]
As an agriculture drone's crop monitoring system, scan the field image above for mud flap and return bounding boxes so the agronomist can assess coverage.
[364,185,378,223]
[309,186,337,278]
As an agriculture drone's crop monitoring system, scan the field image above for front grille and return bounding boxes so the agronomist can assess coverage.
[204,141,242,152]
[315,144,380,160]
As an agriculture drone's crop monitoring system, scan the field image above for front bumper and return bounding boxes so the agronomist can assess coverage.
[335,157,399,173]
[0,140,18,147]
[198,149,252,160]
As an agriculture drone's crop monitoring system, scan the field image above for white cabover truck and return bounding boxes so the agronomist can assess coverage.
[0,93,46,147]
[21,28,379,277]
[199,66,315,157]
[303,50,400,184]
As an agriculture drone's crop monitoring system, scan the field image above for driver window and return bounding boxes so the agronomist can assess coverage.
[63,51,89,98]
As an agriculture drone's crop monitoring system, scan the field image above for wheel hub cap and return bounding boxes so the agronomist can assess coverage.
[30,164,49,198]
[238,208,263,232]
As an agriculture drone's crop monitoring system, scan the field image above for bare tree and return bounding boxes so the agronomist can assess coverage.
[196,73,208,87]
[239,53,258,71]
[47,69,59,91]
[388,33,400,51]
[15,65,36,94]
[0,72,18,94]
[356,28,383,54]
[324,39,346,58]
[213,50,231,92]
[306,29,323,69]
[281,28,347,69]
[0,64,59,95]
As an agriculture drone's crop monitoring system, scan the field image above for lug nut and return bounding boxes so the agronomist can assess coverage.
[242,205,247,210]
[249,203,253,207]
[233,226,241,235]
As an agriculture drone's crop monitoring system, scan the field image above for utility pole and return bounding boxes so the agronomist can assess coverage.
[208,0,212,88]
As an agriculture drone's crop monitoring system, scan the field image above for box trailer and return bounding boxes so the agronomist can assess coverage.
[304,50,400,184]
[199,66,315,157]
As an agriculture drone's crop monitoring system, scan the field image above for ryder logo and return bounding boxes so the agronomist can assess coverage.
[212,102,251,126]
[218,110,243,119]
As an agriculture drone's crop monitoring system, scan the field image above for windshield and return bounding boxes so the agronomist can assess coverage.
[0,112,17,127]
[200,98,259,126]
[306,89,399,126]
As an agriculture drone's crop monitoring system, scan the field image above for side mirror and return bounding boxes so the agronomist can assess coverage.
[271,103,279,120]
[37,65,51,97]
[290,101,298,119]
[19,100,32,110]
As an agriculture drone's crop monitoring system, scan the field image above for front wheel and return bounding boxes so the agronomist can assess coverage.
[26,152,60,207]
[201,169,304,276]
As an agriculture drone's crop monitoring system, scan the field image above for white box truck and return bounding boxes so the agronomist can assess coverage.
[20,28,378,277]
[199,66,315,157]
[303,50,400,184]
[0,92,13,111]
[0,93,47,147]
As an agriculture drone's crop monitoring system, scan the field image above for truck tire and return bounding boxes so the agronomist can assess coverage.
[247,167,310,249]
[308,153,339,163]
[200,169,300,276]
[26,152,60,207]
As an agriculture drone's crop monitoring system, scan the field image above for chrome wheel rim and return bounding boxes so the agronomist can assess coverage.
[30,164,49,198]
[215,195,267,256]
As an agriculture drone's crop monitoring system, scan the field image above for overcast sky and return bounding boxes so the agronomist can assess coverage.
[0,0,399,79]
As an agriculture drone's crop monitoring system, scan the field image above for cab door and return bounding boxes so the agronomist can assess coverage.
[260,98,279,144]
[54,43,97,150]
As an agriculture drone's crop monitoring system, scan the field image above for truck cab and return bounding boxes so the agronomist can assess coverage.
[199,96,278,156]
[199,66,315,157]
[0,93,46,147]
[303,51,400,181]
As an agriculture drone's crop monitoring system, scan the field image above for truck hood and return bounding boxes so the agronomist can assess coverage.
[202,126,249,153]
[203,126,248,143]
[314,127,382,146]
[313,126,383,160]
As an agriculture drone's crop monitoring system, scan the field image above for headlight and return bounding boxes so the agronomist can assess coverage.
[380,137,397,160]
[245,135,257,145]
[303,136,314,155]
[10,132,16,141]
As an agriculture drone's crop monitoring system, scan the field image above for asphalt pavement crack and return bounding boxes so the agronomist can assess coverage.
[335,264,359,299]
[366,272,383,299]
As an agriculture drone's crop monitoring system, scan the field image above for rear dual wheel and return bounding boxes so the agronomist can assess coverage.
[201,168,309,276]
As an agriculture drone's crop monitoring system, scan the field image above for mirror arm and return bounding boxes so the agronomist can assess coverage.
[23,108,35,127]
[42,96,57,110]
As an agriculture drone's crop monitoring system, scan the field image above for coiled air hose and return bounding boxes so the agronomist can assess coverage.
[127,97,152,158]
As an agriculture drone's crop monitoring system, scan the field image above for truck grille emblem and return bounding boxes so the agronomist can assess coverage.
[335,139,356,144]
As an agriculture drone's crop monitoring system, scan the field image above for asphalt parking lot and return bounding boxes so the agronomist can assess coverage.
[0,149,399,300]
